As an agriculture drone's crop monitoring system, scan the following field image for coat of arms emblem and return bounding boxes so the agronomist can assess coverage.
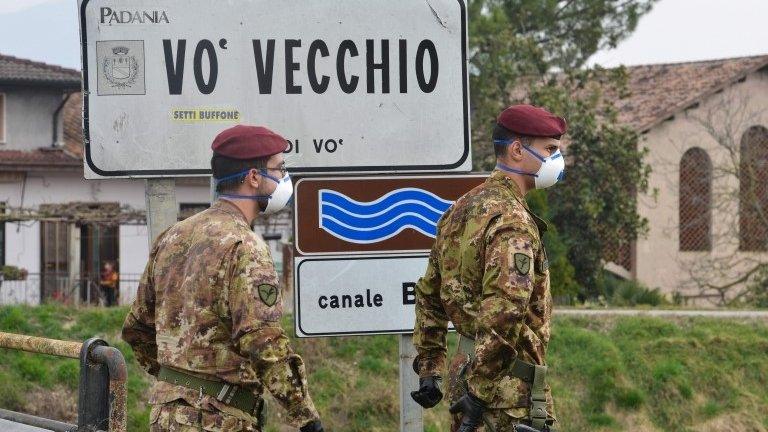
[103,46,138,88]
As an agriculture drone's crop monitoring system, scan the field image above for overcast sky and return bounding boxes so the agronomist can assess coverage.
[0,0,766,70]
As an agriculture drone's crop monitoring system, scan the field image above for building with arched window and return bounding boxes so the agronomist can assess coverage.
[607,54,768,302]
[679,147,712,252]
[739,126,768,252]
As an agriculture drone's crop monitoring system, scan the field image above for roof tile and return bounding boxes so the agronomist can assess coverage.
[0,53,80,88]
[611,55,768,131]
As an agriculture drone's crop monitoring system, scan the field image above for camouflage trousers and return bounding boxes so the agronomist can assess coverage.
[450,409,538,432]
[149,400,260,432]
[447,352,557,432]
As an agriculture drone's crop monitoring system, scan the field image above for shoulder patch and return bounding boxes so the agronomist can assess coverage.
[514,253,532,275]
[258,284,278,307]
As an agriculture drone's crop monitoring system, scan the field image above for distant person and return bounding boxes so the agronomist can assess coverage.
[412,105,566,432]
[122,125,323,432]
[99,261,118,307]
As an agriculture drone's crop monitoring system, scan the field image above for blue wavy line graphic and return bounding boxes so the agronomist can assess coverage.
[319,188,454,244]
[321,189,452,215]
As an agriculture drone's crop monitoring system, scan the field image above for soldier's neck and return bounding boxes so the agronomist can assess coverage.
[495,164,531,196]
[509,173,530,196]
[221,198,257,225]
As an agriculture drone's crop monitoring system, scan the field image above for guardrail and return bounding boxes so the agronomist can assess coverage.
[0,332,127,432]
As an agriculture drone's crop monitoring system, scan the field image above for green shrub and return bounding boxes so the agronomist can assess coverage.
[526,190,581,300]
[1,265,28,281]
[602,274,667,306]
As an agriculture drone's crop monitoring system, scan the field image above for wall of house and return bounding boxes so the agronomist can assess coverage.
[4,220,40,274]
[1,171,292,305]
[119,223,149,305]
[635,69,768,299]
[0,172,210,288]
[0,86,66,150]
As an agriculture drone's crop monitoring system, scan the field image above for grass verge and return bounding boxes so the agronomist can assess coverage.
[0,305,766,431]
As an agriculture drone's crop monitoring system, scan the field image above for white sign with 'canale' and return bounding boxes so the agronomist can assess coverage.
[294,255,431,337]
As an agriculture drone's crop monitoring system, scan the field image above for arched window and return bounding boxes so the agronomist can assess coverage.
[740,126,768,251]
[679,147,712,251]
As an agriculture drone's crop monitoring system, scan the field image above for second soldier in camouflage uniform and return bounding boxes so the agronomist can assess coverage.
[411,105,567,432]
[123,125,324,432]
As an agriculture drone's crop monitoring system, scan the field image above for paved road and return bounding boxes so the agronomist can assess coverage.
[558,308,768,319]
[0,419,51,432]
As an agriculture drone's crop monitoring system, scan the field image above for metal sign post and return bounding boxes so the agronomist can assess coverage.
[400,334,423,432]
[144,179,178,247]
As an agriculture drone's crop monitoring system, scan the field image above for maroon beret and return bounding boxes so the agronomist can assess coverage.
[211,125,287,159]
[497,105,567,139]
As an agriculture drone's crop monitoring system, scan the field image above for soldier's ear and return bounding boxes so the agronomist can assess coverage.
[509,139,525,161]
[245,168,261,190]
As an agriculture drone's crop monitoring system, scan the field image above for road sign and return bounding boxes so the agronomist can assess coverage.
[78,0,470,178]
[294,174,485,255]
[295,255,441,337]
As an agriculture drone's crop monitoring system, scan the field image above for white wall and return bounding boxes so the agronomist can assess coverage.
[0,172,211,277]
[4,221,40,274]
[0,171,299,305]
[0,86,65,151]
[1,221,42,305]
[119,224,149,305]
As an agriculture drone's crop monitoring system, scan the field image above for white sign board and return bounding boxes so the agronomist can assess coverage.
[295,255,430,337]
[78,0,470,178]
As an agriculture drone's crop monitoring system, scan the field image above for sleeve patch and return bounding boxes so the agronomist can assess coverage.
[514,253,532,275]
[258,284,279,307]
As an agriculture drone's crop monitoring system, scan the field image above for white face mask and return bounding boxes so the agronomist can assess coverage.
[526,147,565,189]
[494,143,565,189]
[260,172,293,215]
[216,169,294,214]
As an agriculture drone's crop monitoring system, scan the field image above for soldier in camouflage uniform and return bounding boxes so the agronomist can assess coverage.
[123,125,324,432]
[411,105,567,432]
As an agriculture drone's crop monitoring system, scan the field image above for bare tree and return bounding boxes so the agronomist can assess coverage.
[676,88,768,305]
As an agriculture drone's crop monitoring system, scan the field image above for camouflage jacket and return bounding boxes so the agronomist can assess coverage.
[122,200,319,427]
[413,170,554,414]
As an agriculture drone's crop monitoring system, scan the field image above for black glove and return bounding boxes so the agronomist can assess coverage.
[300,420,324,432]
[449,392,486,432]
[410,376,443,408]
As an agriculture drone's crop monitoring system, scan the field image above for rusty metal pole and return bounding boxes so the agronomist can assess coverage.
[78,338,110,431]
[92,345,128,432]
[0,332,126,432]
[0,332,81,359]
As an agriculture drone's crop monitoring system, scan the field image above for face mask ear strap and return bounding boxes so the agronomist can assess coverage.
[494,139,549,162]
[496,162,538,178]
[258,169,285,184]
[522,145,547,162]
[218,193,271,201]
[214,168,253,184]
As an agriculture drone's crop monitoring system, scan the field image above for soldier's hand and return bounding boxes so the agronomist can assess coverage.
[300,420,324,432]
[410,376,443,408]
[449,392,486,432]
